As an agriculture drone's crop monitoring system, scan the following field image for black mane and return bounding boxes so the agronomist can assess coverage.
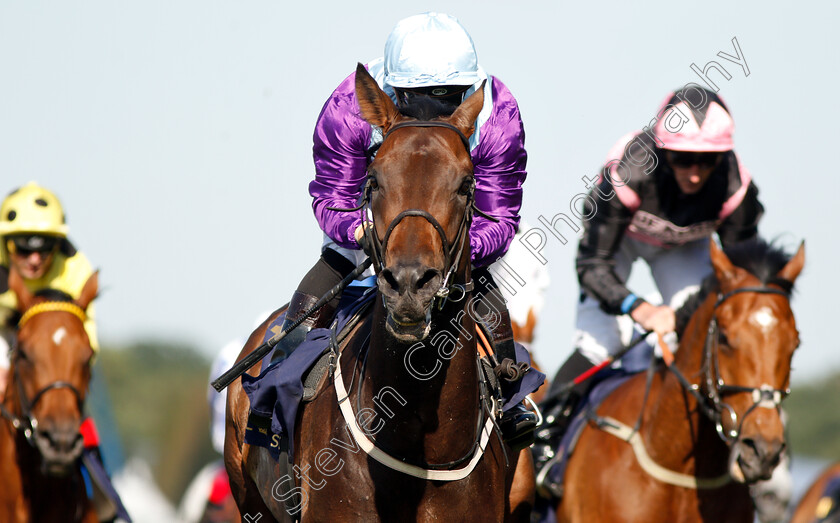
[397,96,457,121]
[675,239,797,335]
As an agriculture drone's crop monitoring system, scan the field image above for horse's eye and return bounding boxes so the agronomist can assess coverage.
[369,176,379,190]
[458,178,474,195]
[717,329,730,347]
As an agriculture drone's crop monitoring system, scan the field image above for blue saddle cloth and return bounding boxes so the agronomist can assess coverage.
[242,279,545,462]
[534,341,654,523]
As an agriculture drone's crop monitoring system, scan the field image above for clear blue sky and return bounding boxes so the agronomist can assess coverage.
[1,1,836,383]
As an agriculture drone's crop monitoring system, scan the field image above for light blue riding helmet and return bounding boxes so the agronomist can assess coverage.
[383,12,482,90]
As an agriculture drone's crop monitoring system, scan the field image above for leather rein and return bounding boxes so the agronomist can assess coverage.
[663,285,792,443]
[327,120,499,308]
[0,302,87,446]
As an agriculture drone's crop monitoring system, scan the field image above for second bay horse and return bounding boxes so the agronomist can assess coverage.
[555,239,805,522]
[0,268,99,522]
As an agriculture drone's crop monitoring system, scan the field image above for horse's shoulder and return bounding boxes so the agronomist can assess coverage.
[237,306,287,373]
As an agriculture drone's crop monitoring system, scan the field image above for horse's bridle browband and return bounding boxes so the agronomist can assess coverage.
[385,120,472,152]
[667,285,792,443]
[1,302,87,446]
[328,120,499,306]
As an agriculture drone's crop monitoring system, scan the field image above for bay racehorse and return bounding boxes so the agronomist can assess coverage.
[791,461,840,523]
[225,63,535,522]
[0,268,99,522]
[553,239,804,522]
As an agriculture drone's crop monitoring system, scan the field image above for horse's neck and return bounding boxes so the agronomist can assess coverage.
[644,295,729,467]
[363,296,480,458]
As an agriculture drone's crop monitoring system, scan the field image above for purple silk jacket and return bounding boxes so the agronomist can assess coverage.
[309,67,527,268]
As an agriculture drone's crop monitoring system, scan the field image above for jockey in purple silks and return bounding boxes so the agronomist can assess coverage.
[272,12,537,447]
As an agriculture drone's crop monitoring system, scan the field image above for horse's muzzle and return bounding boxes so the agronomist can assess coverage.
[379,264,441,342]
[729,436,785,483]
[34,427,85,477]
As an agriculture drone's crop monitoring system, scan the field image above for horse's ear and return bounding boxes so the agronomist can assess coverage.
[76,271,99,311]
[776,241,805,284]
[710,240,737,285]
[8,266,34,311]
[355,63,400,132]
[448,80,485,139]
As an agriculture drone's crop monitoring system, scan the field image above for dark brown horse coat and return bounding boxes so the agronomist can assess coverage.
[226,64,534,522]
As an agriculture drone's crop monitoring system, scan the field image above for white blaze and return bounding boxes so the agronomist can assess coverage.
[53,327,67,346]
[750,307,777,334]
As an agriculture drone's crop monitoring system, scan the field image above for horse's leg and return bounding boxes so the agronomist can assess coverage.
[506,448,535,523]
[225,309,286,521]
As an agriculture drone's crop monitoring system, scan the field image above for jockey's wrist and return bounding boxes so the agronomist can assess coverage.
[620,293,645,315]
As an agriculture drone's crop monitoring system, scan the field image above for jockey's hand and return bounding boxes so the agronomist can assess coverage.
[354,222,374,256]
[630,302,676,336]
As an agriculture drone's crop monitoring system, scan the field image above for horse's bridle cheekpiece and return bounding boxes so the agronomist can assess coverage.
[328,120,498,309]
[660,285,792,443]
[0,302,88,447]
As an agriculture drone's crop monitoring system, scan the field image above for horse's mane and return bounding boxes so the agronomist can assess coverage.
[397,96,457,121]
[33,288,75,303]
[675,239,797,336]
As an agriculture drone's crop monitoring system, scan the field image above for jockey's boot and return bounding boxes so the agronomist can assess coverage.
[269,291,336,366]
[269,249,355,366]
[492,310,539,452]
[532,350,595,471]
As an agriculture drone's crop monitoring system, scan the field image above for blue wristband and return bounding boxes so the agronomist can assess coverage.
[620,294,639,315]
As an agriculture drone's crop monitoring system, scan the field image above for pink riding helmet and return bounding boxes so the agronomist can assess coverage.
[653,86,735,152]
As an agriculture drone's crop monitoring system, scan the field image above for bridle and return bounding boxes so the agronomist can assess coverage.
[328,120,499,308]
[0,301,87,446]
[666,284,792,443]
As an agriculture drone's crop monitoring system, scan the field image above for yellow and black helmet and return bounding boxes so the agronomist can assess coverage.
[0,183,76,261]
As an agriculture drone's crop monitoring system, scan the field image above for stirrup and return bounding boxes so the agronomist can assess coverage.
[501,404,538,451]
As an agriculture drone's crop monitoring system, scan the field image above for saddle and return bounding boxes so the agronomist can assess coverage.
[242,280,543,462]
[533,341,655,520]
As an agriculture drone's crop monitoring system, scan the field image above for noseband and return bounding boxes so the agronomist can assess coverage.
[328,120,499,307]
[668,282,790,443]
[667,285,792,443]
[0,302,87,446]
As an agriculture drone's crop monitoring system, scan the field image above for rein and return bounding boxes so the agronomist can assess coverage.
[327,119,497,308]
[669,285,791,443]
[325,120,502,481]
[594,284,792,489]
[1,301,87,446]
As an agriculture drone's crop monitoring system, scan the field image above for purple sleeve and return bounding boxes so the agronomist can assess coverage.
[308,70,372,249]
[469,77,527,267]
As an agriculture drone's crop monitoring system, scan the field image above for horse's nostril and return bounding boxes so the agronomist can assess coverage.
[381,269,400,294]
[416,269,441,291]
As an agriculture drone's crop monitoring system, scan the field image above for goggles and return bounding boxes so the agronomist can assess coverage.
[665,151,724,169]
[394,85,472,107]
[7,235,59,256]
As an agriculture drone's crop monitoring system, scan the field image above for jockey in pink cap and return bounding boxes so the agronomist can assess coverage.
[533,86,764,472]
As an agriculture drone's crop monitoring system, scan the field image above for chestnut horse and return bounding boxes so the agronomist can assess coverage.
[225,63,534,522]
[553,239,804,522]
[0,268,99,522]
[791,461,840,523]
